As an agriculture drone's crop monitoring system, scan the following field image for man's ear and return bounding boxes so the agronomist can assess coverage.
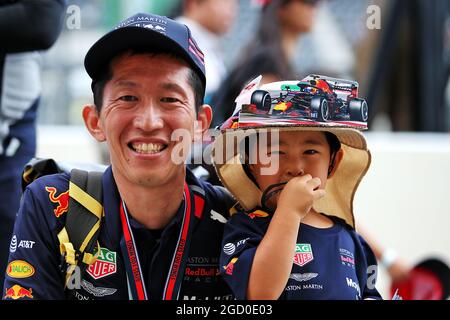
[328,148,344,178]
[193,104,212,142]
[82,105,106,142]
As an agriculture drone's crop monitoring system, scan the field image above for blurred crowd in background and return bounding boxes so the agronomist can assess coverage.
[39,0,450,132]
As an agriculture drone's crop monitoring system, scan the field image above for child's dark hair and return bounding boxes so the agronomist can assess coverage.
[324,132,341,176]
[324,132,341,156]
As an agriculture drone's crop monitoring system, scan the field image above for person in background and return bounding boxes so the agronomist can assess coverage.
[0,0,66,294]
[175,0,238,104]
[356,224,410,283]
[211,0,321,127]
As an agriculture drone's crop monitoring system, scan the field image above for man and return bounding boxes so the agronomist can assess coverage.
[0,0,66,294]
[176,0,237,103]
[3,12,234,300]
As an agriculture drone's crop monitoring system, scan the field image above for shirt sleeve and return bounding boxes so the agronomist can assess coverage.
[3,187,65,300]
[219,212,268,300]
[0,0,66,53]
[357,234,383,300]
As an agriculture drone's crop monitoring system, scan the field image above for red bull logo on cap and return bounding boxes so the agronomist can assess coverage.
[4,285,33,300]
[46,186,69,218]
[293,243,314,267]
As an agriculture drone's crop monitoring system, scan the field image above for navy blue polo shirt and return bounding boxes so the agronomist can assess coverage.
[3,166,234,300]
[220,209,382,300]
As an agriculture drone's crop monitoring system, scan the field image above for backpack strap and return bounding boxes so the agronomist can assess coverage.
[22,158,61,190]
[57,169,104,289]
[215,185,239,217]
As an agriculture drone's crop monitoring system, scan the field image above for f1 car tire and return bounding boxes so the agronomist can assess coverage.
[349,99,368,122]
[251,90,271,112]
[310,96,329,122]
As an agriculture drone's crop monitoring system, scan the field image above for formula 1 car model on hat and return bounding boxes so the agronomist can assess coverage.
[249,74,368,122]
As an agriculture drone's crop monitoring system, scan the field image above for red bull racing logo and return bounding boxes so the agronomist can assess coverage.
[293,243,314,267]
[46,186,69,218]
[4,284,33,300]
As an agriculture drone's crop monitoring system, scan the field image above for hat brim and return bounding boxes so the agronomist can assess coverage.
[84,26,205,87]
[212,126,371,228]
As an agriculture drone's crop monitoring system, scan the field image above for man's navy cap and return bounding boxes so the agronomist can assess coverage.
[84,13,206,94]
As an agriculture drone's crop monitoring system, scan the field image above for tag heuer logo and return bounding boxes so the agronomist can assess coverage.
[293,243,314,267]
[87,248,117,280]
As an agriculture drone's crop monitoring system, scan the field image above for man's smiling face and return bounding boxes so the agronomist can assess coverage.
[96,53,199,187]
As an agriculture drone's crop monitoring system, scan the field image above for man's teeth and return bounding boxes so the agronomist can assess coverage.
[132,143,165,154]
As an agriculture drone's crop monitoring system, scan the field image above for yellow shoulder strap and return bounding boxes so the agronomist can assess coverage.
[57,170,103,289]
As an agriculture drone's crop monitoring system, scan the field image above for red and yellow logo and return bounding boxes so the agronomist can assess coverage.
[7,260,35,278]
[4,285,33,300]
[248,210,269,219]
[223,257,238,276]
[45,186,69,217]
[274,101,292,112]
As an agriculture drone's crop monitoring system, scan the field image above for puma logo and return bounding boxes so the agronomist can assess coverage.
[210,210,227,223]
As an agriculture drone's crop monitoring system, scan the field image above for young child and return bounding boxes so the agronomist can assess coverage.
[212,75,382,300]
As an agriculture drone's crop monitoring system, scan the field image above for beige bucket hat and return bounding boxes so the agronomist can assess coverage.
[211,75,371,228]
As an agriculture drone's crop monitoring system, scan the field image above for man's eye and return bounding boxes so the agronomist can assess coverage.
[119,95,138,102]
[161,97,181,103]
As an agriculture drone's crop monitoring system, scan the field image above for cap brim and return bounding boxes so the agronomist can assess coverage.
[84,26,205,85]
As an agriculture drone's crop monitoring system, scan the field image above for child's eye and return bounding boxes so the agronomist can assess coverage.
[304,149,318,155]
[161,97,181,103]
[119,95,138,102]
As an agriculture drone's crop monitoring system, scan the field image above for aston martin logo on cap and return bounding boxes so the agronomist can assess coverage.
[115,14,168,30]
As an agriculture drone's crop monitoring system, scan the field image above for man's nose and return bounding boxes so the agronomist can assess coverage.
[134,102,164,131]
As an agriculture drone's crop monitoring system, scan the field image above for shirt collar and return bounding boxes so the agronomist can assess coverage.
[100,166,201,247]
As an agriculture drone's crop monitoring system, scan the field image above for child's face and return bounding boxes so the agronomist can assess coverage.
[249,130,334,209]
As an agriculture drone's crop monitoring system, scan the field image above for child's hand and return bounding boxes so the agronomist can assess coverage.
[277,174,326,219]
